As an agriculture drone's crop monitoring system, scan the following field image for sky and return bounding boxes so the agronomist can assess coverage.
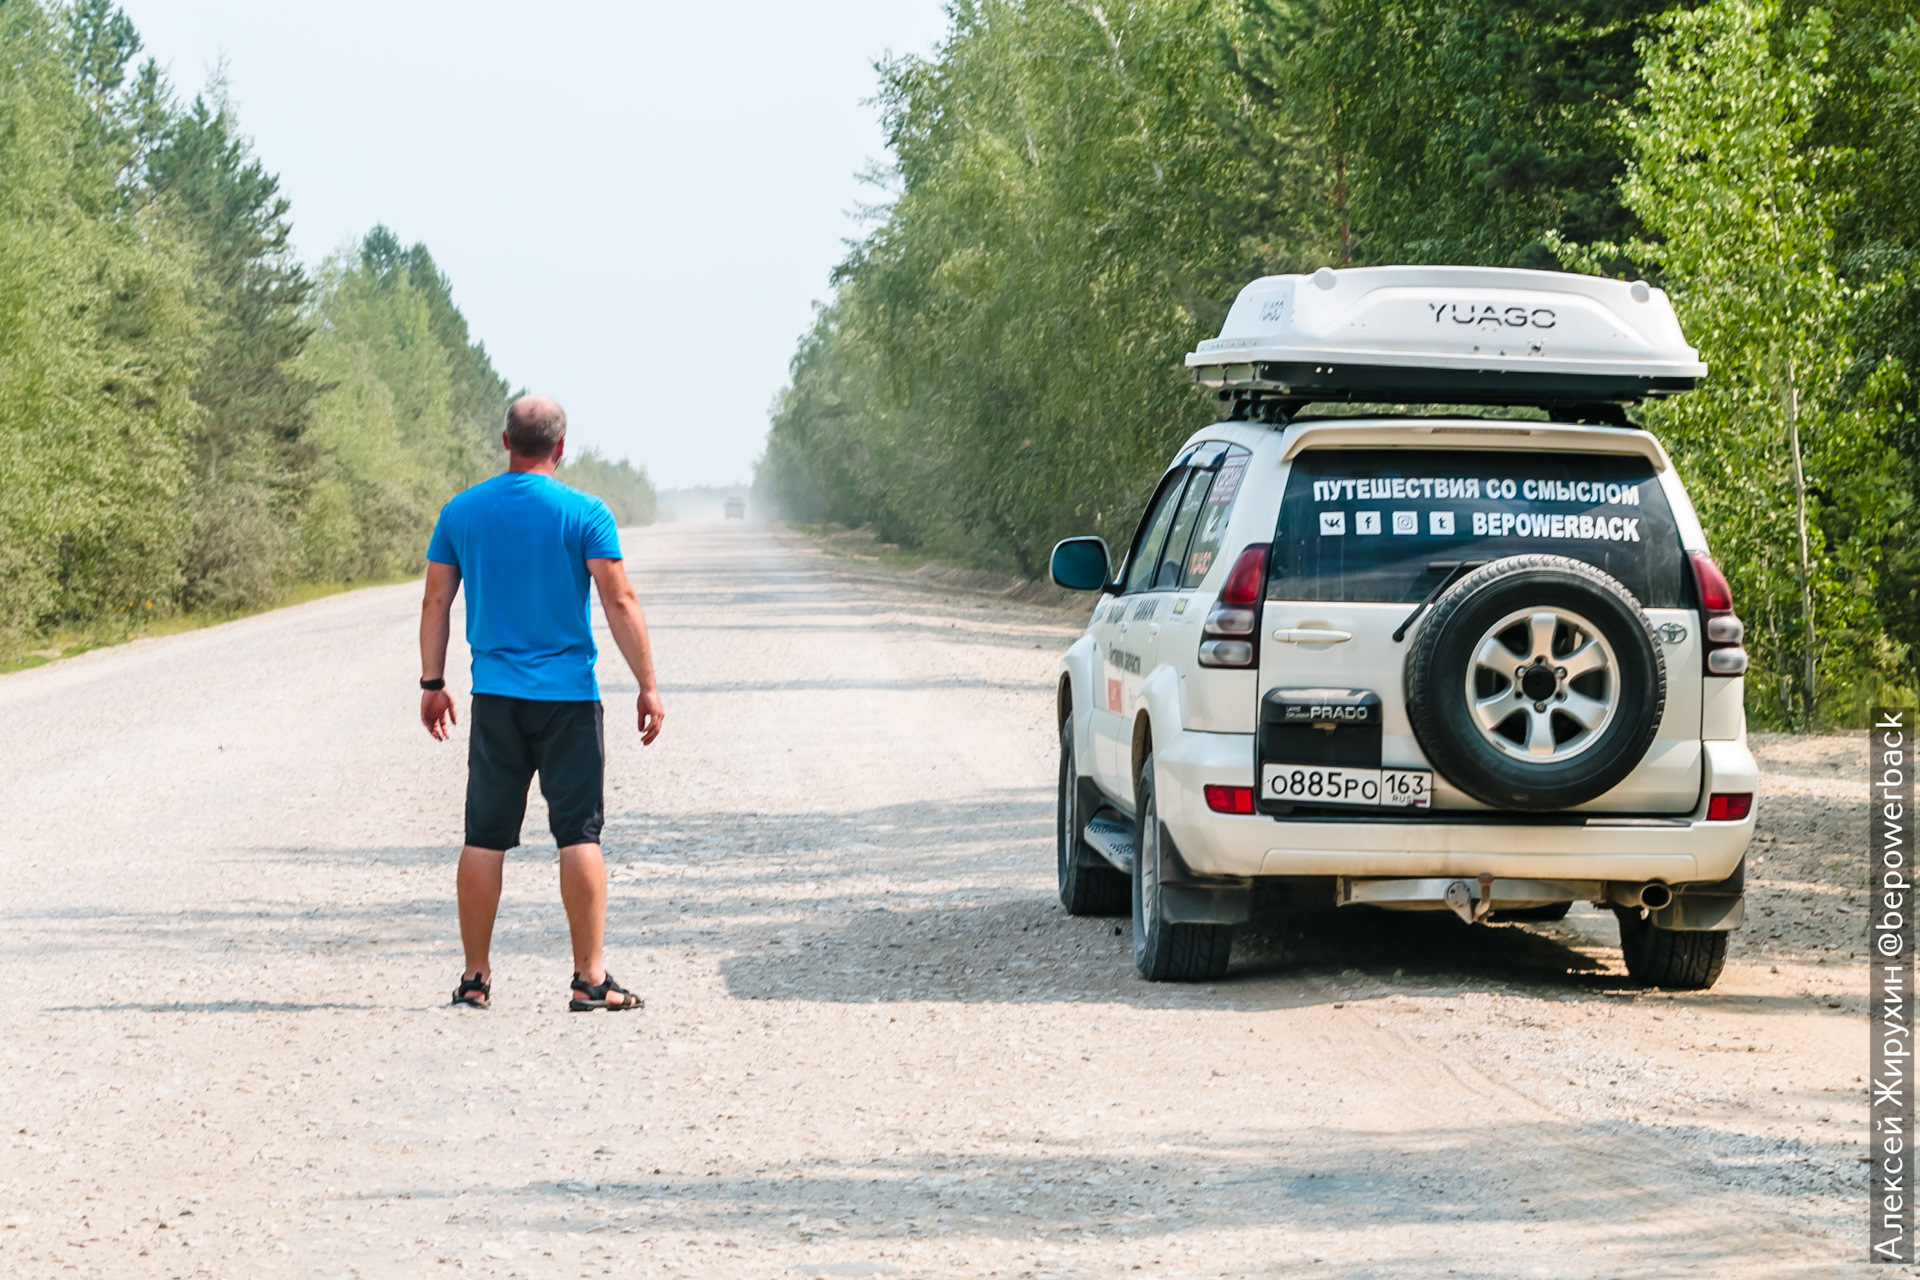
[114,1,953,489]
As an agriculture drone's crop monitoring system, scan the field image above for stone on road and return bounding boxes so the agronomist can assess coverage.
[0,522,1868,1277]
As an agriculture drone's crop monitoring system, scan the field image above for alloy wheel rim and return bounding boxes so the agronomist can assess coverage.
[1464,606,1619,764]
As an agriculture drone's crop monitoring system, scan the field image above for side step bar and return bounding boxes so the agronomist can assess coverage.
[1082,816,1135,873]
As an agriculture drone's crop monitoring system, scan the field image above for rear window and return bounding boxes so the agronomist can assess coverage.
[1270,449,1684,606]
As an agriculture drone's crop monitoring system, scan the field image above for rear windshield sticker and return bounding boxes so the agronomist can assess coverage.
[1209,454,1248,507]
[1319,509,1642,541]
[1472,511,1641,541]
[1182,446,1254,587]
[1276,449,1683,607]
[1311,476,1644,505]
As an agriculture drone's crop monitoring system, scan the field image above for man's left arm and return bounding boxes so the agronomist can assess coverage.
[420,561,461,740]
[588,557,664,745]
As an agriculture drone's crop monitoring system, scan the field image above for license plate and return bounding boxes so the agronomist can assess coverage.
[1261,763,1432,808]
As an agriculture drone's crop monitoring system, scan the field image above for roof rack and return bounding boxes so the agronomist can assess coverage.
[1187,266,1705,426]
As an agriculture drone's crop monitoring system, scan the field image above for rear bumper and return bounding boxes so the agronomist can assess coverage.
[1153,730,1757,885]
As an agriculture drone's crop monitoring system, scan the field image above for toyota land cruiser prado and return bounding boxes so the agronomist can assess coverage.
[1050,266,1755,988]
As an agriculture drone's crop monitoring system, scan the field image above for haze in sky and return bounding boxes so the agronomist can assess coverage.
[113,1,952,489]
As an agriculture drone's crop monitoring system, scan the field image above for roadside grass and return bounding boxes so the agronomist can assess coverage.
[786,520,1087,617]
[789,521,934,571]
[0,573,422,675]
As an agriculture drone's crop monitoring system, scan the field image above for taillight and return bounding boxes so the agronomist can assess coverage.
[1688,553,1748,676]
[1198,545,1268,668]
[1204,785,1257,814]
[1221,545,1267,606]
[1706,792,1753,821]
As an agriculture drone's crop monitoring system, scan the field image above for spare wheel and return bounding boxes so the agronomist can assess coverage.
[1405,555,1666,811]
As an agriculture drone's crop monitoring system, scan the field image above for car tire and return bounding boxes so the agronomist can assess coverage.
[1493,902,1573,923]
[1615,908,1727,990]
[1058,720,1127,917]
[1132,752,1232,982]
[1406,555,1666,811]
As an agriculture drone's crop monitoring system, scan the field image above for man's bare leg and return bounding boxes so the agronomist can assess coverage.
[558,842,607,983]
[558,842,638,1007]
[457,845,506,985]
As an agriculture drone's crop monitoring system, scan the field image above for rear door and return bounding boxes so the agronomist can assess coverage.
[1090,464,1193,801]
[1259,446,1702,814]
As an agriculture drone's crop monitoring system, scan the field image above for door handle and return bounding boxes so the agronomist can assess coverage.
[1117,622,1130,634]
[1146,623,1160,638]
[1273,627,1354,644]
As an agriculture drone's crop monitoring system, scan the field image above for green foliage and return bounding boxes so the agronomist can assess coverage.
[0,0,198,642]
[297,230,510,584]
[558,448,658,528]
[1817,2,1920,681]
[1234,0,1674,267]
[760,0,1337,575]
[1552,0,1909,724]
[147,88,319,612]
[0,2,661,652]
[762,0,1914,726]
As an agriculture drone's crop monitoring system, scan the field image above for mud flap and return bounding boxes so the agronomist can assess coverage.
[1157,823,1252,925]
[1651,857,1745,932]
[1650,894,1744,932]
[1161,883,1254,925]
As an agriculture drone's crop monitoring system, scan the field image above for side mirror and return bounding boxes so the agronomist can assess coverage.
[1050,537,1113,592]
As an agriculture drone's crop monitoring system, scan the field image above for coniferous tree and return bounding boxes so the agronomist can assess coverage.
[147,92,321,610]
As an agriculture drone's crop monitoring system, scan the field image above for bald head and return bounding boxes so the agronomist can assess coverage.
[504,396,567,459]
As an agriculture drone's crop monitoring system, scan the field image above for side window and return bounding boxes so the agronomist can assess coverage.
[1181,446,1251,587]
[1156,472,1215,588]
[1123,469,1191,594]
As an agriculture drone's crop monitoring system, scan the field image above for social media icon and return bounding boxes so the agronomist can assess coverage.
[1391,511,1418,535]
[1429,510,1455,535]
[1356,511,1381,535]
[1319,511,1346,536]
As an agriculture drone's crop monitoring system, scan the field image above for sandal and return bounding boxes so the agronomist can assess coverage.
[569,972,642,1012]
[451,972,491,1009]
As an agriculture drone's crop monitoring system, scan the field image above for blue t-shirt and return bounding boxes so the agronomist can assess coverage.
[425,472,622,701]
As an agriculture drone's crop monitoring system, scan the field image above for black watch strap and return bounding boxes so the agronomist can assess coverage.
[420,678,446,691]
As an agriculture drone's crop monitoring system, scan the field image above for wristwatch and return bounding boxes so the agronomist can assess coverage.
[420,678,446,691]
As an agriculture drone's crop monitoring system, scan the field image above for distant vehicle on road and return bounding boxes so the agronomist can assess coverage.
[724,498,746,520]
[1051,265,1753,989]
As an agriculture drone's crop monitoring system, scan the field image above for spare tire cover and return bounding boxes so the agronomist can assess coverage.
[1405,555,1666,811]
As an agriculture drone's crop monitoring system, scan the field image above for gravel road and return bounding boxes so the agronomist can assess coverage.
[0,521,1882,1278]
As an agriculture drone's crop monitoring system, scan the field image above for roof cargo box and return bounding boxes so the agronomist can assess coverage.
[1187,266,1705,413]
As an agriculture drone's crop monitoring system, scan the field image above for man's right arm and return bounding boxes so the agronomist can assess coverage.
[587,557,664,745]
[420,561,461,740]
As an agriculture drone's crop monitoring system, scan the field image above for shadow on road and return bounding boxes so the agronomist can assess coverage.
[46,1000,377,1013]
[5,786,1805,1015]
[346,1115,1853,1274]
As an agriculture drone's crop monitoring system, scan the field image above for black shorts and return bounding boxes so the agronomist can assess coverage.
[466,695,605,850]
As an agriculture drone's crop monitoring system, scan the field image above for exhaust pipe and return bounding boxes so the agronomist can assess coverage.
[1628,882,1674,909]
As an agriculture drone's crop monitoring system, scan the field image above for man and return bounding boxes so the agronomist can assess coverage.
[418,395,665,1012]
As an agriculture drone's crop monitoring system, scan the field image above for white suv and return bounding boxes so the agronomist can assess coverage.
[1051,266,1756,988]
